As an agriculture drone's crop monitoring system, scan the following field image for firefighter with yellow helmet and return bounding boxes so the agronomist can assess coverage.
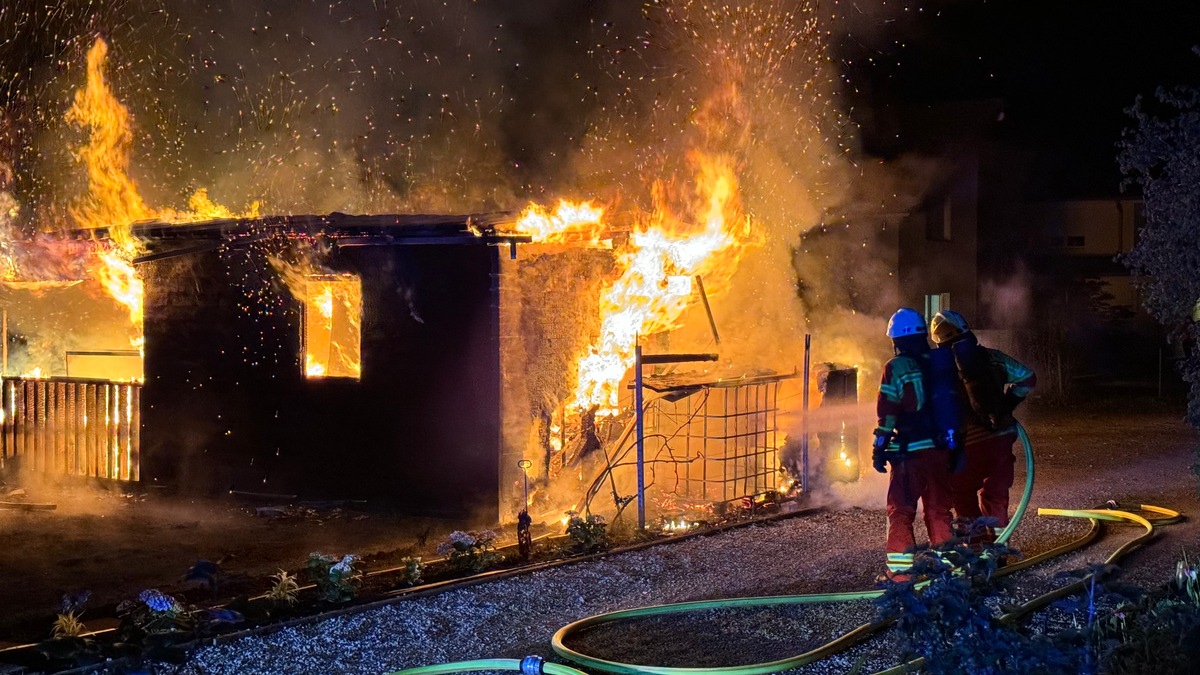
[930,309,1036,545]
[873,308,957,581]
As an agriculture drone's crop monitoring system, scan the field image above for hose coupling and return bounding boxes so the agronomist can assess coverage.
[519,655,545,675]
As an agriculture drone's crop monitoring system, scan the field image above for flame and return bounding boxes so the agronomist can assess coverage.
[66,38,154,254]
[61,38,259,358]
[662,518,696,532]
[302,275,362,379]
[571,154,747,415]
[515,200,607,245]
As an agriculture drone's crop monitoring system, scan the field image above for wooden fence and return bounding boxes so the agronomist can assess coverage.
[0,377,140,481]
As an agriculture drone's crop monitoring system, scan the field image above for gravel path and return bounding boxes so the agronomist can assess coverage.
[169,403,1200,675]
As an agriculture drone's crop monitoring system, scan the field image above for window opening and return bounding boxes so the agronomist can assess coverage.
[303,275,362,379]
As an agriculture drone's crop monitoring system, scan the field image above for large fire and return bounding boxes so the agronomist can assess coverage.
[516,154,748,416]
[65,38,258,342]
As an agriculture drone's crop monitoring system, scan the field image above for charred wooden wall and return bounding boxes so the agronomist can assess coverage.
[140,241,501,520]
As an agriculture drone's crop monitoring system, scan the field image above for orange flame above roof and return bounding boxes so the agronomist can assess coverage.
[63,38,259,337]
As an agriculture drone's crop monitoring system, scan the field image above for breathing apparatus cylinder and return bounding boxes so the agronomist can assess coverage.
[928,347,965,453]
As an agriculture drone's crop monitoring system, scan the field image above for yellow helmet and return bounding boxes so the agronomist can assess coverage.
[930,310,970,345]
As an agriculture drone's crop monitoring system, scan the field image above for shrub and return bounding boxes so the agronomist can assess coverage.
[437,530,499,573]
[116,589,192,635]
[266,569,300,605]
[401,556,424,586]
[306,553,363,603]
[1089,555,1200,674]
[51,612,86,639]
[565,512,608,554]
[877,540,1078,674]
[51,591,91,639]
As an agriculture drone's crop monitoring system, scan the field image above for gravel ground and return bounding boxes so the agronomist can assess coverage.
[166,401,1200,675]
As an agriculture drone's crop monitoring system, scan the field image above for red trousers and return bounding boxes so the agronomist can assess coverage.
[886,449,954,571]
[951,432,1017,529]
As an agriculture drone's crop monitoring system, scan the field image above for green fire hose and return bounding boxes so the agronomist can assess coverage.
[390,424,1180,675]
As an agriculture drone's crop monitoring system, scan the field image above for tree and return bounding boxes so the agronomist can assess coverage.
[1119,68,1200,426]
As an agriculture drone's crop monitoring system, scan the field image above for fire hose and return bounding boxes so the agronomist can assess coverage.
[389,424,1183,675]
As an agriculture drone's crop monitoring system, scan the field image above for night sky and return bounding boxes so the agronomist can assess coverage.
[841,0,1200,195]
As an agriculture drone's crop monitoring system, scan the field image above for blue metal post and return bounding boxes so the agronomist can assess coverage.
[635,342,646,530]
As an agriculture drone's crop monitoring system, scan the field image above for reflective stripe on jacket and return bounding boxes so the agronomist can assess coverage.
[876,354,936,452]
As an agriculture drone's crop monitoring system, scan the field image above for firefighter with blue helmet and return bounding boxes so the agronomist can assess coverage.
[874,308,956,581]
[930,309,1036,546]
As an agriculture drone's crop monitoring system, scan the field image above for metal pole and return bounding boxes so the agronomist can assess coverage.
[635,341,646,530]
[518,459,531,506]
[694,276,721,345]
[801,334,811,493]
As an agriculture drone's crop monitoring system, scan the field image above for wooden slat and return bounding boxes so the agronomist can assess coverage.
[0,381,8,465]
[66,383,77,475]
[130,385,140,481]
[54,382,65,474]
[35,380,46,473]
[85,383,97,478]
[103,384,113,479]
[116,385,129,481]
[18,381,29,462]
[1,380,11,463]
[110,384,120,480]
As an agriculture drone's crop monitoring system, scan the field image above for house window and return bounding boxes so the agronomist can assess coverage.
[924,293,950,322]
[925,197,952,242]
[303,275,362,379]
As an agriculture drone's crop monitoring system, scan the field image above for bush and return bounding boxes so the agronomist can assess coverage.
[401,556,424,586]
[565,512,608,554]
[266,569,300,605]
[306,553,363,603]
[1090,557,1200,674]
[437,530,499,573]
[116,589,192,636]
[877,540,1078,674]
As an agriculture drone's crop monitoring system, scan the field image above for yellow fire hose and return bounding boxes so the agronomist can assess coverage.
[390,424,1183,675]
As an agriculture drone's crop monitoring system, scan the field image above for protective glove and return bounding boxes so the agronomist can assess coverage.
[872,429,891,473]
[872,449,888,474]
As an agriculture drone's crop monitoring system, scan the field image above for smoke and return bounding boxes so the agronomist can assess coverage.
[980,261,1034,328]
[0,1,959,515]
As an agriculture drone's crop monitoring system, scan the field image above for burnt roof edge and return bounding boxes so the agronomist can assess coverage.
[79,211,528,242]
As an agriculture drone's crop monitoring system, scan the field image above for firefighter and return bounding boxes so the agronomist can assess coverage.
[874,308,955,581]
[930,309,1036,545]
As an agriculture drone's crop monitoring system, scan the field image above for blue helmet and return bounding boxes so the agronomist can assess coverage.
[886,308,927,339]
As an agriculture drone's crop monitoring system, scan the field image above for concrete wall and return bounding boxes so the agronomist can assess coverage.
[1025,199,1140,257]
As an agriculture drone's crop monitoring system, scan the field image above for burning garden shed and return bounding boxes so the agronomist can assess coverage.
[0,197,817,527]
